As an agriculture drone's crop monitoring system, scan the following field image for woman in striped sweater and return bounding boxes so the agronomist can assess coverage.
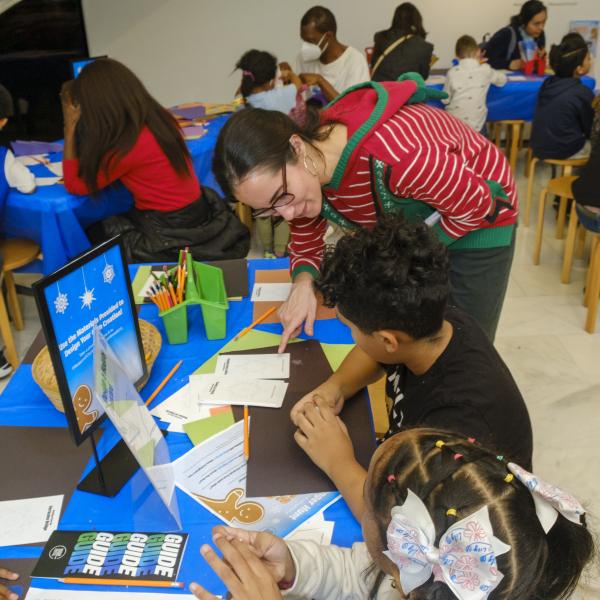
[214,77,518,348]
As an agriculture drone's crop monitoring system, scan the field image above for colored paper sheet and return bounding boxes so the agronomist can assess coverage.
[183,411,235,445]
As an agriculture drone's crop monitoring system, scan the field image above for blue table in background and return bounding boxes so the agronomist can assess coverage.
[427,73,596,122]
[2,115,230,275]
[0,258,363,597]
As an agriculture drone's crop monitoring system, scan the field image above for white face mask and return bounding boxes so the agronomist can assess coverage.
[300,33,328,62]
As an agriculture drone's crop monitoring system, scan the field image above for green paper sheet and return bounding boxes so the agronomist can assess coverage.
[184,411,235,445]
[131,265,152,304]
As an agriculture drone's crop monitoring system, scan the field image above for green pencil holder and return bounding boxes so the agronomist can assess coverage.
[159,302,189,345]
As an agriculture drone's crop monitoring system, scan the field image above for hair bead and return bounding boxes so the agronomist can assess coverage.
[453,453,463,460]
[504,474,514,483]
[387,474,396,483]
[435,440,446,449]
[446,508,458,517]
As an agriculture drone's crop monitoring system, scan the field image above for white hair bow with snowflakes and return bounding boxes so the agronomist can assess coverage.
[507,463,586,533]
[384,490,511,600]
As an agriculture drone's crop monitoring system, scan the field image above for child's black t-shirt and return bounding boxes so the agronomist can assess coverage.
[383,308,533,469]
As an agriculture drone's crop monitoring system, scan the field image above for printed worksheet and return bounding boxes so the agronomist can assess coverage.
[0,495,63,546]
[251,282,292,302]
[214,353,290,379]
[188,375,288,408]
[150,383,213,432]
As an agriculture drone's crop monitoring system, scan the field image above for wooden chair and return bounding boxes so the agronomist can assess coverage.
[234,202,253,233]
[584,233,600,333]
[0,238,41,369]
[533,175,578,266]
[523,150,588,231]
[489,120,525,174]
[368,375,389,439]
[561,199,588,284]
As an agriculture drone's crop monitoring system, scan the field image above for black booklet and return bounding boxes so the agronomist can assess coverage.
[32,530,187,582]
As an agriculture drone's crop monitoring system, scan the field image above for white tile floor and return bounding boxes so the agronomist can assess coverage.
[2,157,599,593]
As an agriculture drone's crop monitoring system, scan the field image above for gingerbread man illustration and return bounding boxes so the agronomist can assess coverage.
[194,488,264,524]
[73,384,98,433]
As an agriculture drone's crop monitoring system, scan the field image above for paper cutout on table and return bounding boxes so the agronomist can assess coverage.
[93,329,181,528]
[35,176,62,186]
[252,269,336,324]
[251,282,292,302]
[173,421,340,538]
[26,591,197,600]
[224,340,377,497]
[507,75,528,81]
[45,162,63,177]
[183,410,235,445]
[150,383,215,432]
[32,530,187,582]
[170,104,206,120]
[0,495,63,547]
[182,125,207,140]
[215,353,290,379]
[188,374,288,408]
[11,140,63,156]
[285,510,335,545]
[15,154,48,166]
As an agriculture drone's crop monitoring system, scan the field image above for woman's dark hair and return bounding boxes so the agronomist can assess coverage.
[236,50,277,99]
[550,33,589,78]
[300,5,337,35]
[0,84,14,119]
[213,106,329,198]
[391,2,427,39]
[69,58,192,193]
[510,0,547,29]
[315,214,449,339]
[365,428,595,599]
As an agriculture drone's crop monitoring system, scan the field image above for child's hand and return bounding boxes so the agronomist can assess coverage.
[294,396,355,478]
[290,380,344,426]
[299,73,322,87]
[190,536,283,600]
[60,82,81,132]
[0,566,19,600]
[211,526,295,584]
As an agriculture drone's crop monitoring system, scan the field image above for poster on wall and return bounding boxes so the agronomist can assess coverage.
[33,236,147,445]
[570,20,599,56]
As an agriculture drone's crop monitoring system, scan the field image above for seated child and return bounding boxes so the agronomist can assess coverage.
[190,427,594,600]
[443,35,507,134]
[531,33,594,160]
[0,83,35,380]
[236,49,297,257]
[290,215,532,521]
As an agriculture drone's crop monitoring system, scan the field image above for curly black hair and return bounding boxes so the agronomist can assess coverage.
[314,214,450,339]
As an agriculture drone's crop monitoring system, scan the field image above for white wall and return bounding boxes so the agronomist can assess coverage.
[83,0,600,107]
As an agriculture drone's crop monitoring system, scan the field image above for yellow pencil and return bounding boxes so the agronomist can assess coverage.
[145,360,183,406]
[235,306,277,341]
[60,578,184,588]
[168,282,178,306]
[244,405,250,461]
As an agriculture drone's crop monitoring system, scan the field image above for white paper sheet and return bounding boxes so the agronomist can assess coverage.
[188,375,288,408]
[507,75,528,81]
[150,383,213,429]
[0,495,63,546]
[45,162,63,177]
[215,353,290,379]
[285,510,335,545]
[136,270,164,300]
[15,154,48,166]
[251,282,292,302]
[35,176,62,186]
[25,590,197,600]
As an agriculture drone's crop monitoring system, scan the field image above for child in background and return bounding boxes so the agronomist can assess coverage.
[236,50,299,258]
[190,427,594,600]
[531,33,594,160]
[0,83,36,380]
[443,35,507,135]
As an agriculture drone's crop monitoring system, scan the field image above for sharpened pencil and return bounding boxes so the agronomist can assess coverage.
[235,306,277,341]
[244,405,250,461]
[145,360,183,406]
[60,578,184,588]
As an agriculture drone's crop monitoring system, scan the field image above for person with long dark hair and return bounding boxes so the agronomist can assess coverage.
[484,0,547,70]
[214,77,518,349]
[61,58,249,263]
[370,2,434,81]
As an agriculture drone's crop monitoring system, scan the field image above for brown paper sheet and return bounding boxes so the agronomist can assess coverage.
[0,557,38,596]
[224,340,376,496]
[252,270,337,324]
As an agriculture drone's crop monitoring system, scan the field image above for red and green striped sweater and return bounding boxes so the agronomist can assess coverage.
[289,80,518,279]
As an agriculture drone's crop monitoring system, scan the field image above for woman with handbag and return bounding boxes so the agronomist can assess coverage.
[371,3,434,81]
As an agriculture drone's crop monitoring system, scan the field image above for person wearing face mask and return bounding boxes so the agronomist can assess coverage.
[484,0,548,71]
[296,5,370,102]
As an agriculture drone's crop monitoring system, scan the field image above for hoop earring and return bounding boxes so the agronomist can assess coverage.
[303,153,319,177]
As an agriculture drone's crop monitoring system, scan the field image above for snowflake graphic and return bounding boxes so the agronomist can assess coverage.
[80,287,96,309]
[54,291,69,314]
[102,263,115,284]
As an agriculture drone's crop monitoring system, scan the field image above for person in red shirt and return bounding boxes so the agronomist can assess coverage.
[214,75,517,348]
[61,58,249,263]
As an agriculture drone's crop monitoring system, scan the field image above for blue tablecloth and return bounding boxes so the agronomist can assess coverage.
[0,258,362,596]
[427,73,596,122]
[2,115,230,275]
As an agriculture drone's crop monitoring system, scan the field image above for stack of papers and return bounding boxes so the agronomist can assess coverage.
[0,495,63,547]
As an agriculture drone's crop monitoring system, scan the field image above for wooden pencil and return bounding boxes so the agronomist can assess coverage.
[60,578,184,588]
[145,360,183,406]
[244,405,250,461]
[235,306,277,341]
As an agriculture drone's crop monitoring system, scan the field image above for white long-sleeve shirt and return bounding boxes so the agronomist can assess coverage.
[284,541,399,600]
[4,149,36,193]
[443,58,507,132]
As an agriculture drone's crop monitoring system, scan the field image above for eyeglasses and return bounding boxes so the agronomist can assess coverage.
[254,164,295,217]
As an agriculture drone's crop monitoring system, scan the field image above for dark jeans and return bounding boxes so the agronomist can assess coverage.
[576,205,600,233]
[448,230,516,342]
